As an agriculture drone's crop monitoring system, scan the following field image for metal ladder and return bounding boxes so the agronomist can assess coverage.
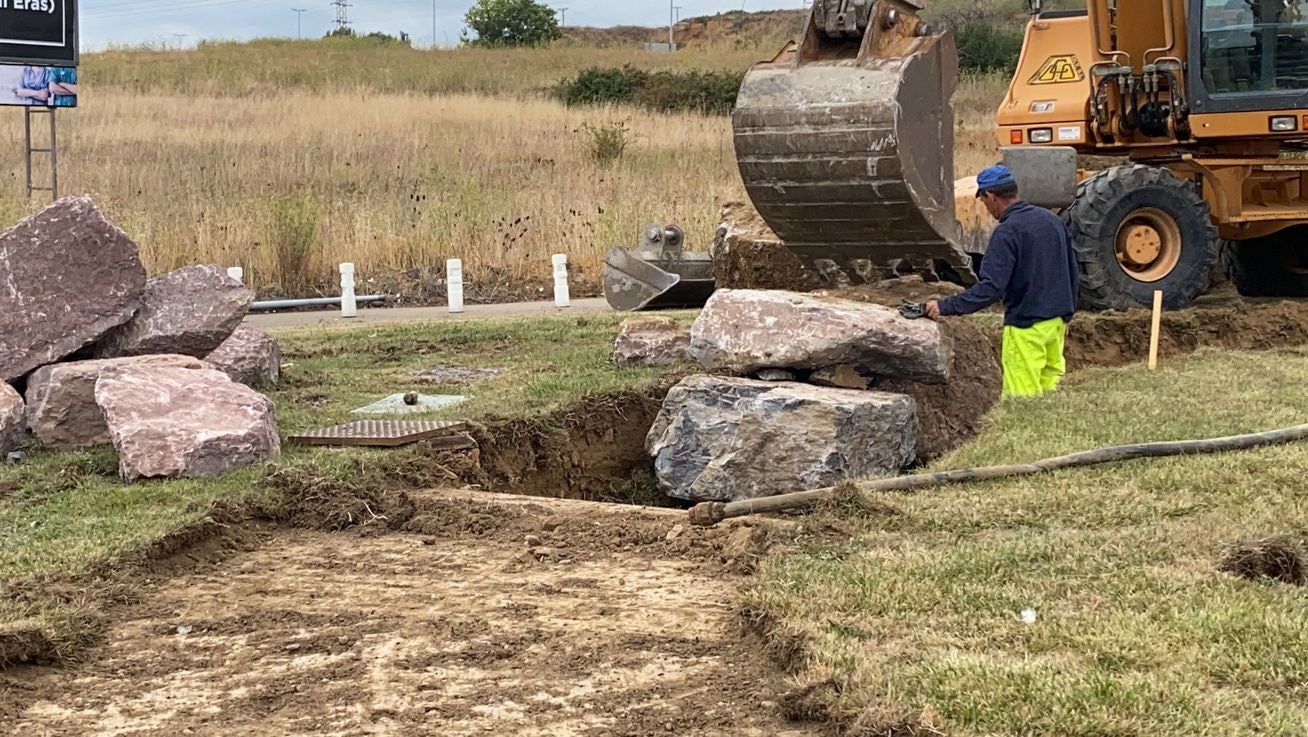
[23,107,59,202]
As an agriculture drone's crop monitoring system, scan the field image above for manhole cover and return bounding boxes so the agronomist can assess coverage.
[290,420,469,448]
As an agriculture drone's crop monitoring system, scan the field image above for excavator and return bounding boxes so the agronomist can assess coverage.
[603,0,1308,312]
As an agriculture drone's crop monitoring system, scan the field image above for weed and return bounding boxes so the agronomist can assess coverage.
[579,121,635,166]
[265,192,320,296]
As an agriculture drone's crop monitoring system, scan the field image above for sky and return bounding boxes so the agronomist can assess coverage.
[79,0,807,50]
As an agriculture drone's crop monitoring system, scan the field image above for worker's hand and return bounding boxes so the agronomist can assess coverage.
[925,300,941,320]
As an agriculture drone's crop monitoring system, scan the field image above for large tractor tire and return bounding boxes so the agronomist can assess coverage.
[1062,165,1218,311]
[1220,226,1308,297]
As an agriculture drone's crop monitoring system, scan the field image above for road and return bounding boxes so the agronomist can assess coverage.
[244,298,612,329]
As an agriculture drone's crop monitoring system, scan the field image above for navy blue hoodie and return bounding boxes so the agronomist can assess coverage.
[938,201,1079,328]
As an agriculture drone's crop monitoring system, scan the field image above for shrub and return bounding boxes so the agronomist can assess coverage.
[955,22,1026,73]
[557,66,743,115]
[578,121,634,166]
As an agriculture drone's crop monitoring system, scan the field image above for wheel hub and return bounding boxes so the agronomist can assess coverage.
[1115,208,1182,282]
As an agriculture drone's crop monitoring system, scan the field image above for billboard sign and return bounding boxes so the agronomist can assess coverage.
[0,64,77,107]
[0,0,79,66]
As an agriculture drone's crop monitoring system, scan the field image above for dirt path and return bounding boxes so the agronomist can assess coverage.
[1,492,817,737]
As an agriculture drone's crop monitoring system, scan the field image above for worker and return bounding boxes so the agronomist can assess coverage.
[924,164,1080,398]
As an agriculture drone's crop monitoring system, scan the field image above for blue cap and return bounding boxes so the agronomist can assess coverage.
[976,165,1017,196]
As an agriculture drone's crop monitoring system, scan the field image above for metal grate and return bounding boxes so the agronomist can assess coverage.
[290,419,469,448]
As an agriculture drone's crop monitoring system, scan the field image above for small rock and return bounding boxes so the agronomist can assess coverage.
[421,538,436,546]
[613,316,692,368]
[524,534,543,547]
[1,383,23,454]
[754,368,796,382]
[530,547,562,560]
[176,625,193,636]
[809,364,871,390]
[6,451,26,465]
[337,635,350,645]
[285,643,302,652]
[665,524,685,542]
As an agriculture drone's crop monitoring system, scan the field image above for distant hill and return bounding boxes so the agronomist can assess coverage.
[563,9,806,49]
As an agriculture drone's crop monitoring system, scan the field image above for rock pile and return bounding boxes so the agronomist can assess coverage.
[1,198,283,481]
[639,288,1001,502]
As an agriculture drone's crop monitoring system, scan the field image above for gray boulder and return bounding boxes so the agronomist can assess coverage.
[24,355,205,450]
[689,289,953,383]
[1,383,23,454]
[0,197,146,382]
[95,365,280,482]
[94,265,253,359]
[205,327,281,386]
[646,375,917,502]
[613,317,691,368]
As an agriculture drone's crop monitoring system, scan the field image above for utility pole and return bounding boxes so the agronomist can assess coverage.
[171,33,187,49]
[674,5,682,23]
[558,6,567,27]
[432,0,437,48]
[669,0,674,48]
[291,7,307,39]
[332,0,351,34]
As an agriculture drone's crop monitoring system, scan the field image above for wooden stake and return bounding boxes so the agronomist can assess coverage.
[1148,290,1163,370]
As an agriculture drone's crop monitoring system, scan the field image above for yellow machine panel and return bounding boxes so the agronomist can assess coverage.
[997,13,1098,147]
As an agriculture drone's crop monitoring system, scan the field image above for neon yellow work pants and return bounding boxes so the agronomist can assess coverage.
[1001,317,1067,398]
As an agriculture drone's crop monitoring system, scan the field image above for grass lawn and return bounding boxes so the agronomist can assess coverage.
[0,312,690,661]
[748,347,1308,736]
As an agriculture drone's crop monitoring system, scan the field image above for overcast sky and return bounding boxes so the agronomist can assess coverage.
[80,0,806,49]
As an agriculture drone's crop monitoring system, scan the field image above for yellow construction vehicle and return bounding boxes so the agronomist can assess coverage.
[728,0,1308,311]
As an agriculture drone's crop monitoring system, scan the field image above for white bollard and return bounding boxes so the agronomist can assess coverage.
[552,253,571,309]
[226,266,244,284]
[339,263,358,318]
[447,258,465,313]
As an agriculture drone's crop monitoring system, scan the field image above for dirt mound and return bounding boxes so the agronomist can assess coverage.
[1220,535,1305,586]
[1066,300,1308,369]
[879,319,1002,463]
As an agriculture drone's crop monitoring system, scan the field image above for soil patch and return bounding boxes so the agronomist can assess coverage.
[822,275,966,308]
[410,366,506,384]
[879,318,1002,463]
[1219,535,1305,586]
[2,517,817,736]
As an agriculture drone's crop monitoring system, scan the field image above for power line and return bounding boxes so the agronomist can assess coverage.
[292,7,307,38]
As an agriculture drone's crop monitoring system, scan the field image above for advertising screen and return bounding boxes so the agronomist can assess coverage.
[0,0,79,66]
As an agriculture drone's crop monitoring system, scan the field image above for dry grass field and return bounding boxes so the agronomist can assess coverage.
[0,40,1007,300]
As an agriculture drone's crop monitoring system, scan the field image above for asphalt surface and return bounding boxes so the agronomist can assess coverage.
[243,297,612,329]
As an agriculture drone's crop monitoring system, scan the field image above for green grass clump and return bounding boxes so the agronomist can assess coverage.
[747,348,1308,736]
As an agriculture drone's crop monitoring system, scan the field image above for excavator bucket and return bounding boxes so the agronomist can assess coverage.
[602,224,716,311]
[733,0,976,286]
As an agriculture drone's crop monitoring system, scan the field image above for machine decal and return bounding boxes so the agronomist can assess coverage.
[1030,55,1085,85]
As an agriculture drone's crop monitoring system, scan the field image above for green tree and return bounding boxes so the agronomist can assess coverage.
[463,0,561,48]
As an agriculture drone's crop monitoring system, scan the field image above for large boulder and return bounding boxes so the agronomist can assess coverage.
[646,375,917,502]
[94,265,253,359]
[205,327,281,387]
[1,383,23,454]
[95,366,280,482]
[878,320,1002,464]
[0,197,146,382]
[613,317,691,368]
[24,355,205,450]
[689,290,953,383]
